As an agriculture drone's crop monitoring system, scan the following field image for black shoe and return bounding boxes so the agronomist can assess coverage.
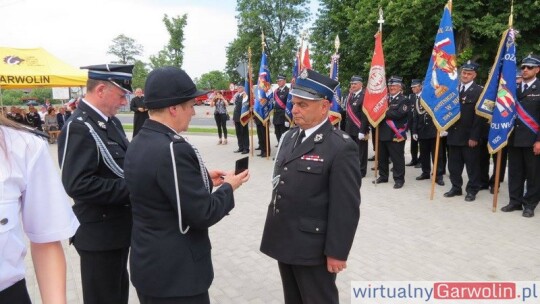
[275,144,278,147]
[255,147,261,150]
[436,177,445,186]
[522,209,535,218]
[443,188,462,197]
[241,150,249,154]
[258,153,269,157]
[233,149,242,153]
[416,174,430,181]
[500,204,523,212]
[371,166,376,171]
[406,161,418,166]
[465,192,476,202]
[393,182,404,189]
[414,163,422,168]
[368,156,375,161]
[489,186,495,194]
[372,177,388,184]
[479,185,489,190]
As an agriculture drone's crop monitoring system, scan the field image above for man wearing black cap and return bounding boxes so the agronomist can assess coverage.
[124,66,249,303]
[345,75,369,177]
[406,80,421,167]
[501,54,540,218]
[411,79,445,186]
[261,68,361,304]
[232,84,250,154]
[443,61,486,202]
[58,64,134,304]
[273,75,290,145]
[374,76,410,189]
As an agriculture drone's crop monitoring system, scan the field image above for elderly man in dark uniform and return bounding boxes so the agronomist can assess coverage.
[443,61,485,202]
[411,79,445,186]
[406,82,420,167]
[501,54,540,218]
[261,68,361,304]
[374,76,410,189]
[124,66,249,303]
[273,74,290,145]
[129,87,148,137]
[345,75,369,177]
[58,64,134,304]
[232,84,250,154]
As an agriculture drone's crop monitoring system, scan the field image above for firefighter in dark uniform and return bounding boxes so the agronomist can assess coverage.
[373,76,409,189]
[58,64,134,304]
[273,75,290,144]
[501,54,540,218]
[443,61,486,202]
[124,66,249,303]
[260,68,361,304]
[406,82,420,167]
[345,75,369,177]
[411,79,445,186]
[232,84,250,154]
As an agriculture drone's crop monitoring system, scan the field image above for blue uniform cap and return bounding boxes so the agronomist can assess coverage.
[461,60,479,71]
[350,75,363,83]
[290,69,339,101]
[81,64,134,92]
[410,79,423,87]
[277,75,286,81]
[388,75,403,85]
[521,54,540,67]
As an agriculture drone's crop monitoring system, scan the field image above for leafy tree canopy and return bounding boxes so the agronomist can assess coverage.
[195,70,231,90]
[107,34,144,64]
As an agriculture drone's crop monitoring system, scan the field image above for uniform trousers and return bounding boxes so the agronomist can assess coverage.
[278,262,338,304]
[478,141,491,189]
[419,138,445,177]
[351,136,368,177]
[508,146,540,210]
[234,122,249,152]
[379,140,405,183]
[275,123,288,144]
[410,135,419,163]
[447,145,481,194]
[76,247,130,304]
[0,279,31,304]
[137,291,210,304]
[256,123,270,155]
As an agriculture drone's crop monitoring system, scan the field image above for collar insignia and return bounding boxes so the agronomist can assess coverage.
[314,134,323,142]
[174,135,181,139]
[98,121,107,129]
[343,134,350,139]
[77,117,83,121]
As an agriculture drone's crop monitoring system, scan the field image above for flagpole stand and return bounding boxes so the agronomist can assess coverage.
[430,134,441,200]
[492,150,503,212]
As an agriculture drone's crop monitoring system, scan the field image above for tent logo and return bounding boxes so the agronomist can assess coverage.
[3,56,24,65]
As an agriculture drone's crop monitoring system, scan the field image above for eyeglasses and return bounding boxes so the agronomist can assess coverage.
[521,66,536,70]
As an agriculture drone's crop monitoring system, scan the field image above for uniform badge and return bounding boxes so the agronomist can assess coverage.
[299,69,308,79]
[353,102,357,106]
[343,134,350,139]
[314,134,323,142]
[402,105,408,112]
[98,121,107,129]
[77,117,83,121]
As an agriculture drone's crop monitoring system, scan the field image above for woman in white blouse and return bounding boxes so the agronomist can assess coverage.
[0,116,79,303]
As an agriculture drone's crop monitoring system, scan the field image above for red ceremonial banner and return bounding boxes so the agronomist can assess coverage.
[362,31,388,127]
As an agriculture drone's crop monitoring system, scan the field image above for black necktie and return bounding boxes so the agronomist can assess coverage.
[523,84,529,93]
[294,130,305,150]
[460,85,465,94]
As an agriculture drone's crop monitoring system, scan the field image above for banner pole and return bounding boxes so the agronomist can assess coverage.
[430,134,441,200]
[265,121,269,159]
[492,150,503,212]
[374,126,379,182]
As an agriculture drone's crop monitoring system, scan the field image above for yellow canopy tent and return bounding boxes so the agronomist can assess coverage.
[0,47,88,110]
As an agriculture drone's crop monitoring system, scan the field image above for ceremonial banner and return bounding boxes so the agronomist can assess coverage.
[302,46,312,69]
[285,51,300,124]
[476,29,517,153]
[239,78,251,126]
[329,54,342,125]
[362,31,388,127]
[253,52,273,123]
[420,3,460,131]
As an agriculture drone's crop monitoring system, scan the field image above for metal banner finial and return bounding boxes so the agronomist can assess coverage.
[334,35,340,53]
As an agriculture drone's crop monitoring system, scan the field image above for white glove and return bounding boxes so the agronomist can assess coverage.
[440,131,448,137]
[358,133,365,140]
[413,134,418,141]
[284,122,290,127]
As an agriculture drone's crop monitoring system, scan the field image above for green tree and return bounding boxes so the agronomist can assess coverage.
[132,60,149,91]
[150,14,188,68]
[30,88,52,102]
[311,0,540,88]
[195,70,230,90]
[225,0,310,84]
[107,34,144,64]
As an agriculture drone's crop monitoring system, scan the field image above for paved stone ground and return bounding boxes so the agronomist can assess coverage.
[25,123,540,303]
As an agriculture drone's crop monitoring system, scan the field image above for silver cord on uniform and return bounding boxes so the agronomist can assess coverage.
[84,122,124,178]
[170,142,190,235]
[271,129,290,189]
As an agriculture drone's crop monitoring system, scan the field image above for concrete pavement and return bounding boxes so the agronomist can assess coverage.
[25,131,540,304]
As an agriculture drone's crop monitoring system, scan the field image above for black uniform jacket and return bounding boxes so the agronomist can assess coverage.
[260,120,361,266]
[130,96,149,127]
[124,119,235,297]
[232,92,246,122]
[345,90,370,137]
[510,78,540,147]
[412,94,438,139]
[57,100,132,251]
[447,82,486,146]
[379,93,409,142]
[273,85,290,125]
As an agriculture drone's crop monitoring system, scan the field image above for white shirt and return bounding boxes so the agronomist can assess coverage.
[0,126,79,292]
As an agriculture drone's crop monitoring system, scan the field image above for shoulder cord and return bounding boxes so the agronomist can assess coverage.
[271,129,290,190]
[169,140,211,235]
